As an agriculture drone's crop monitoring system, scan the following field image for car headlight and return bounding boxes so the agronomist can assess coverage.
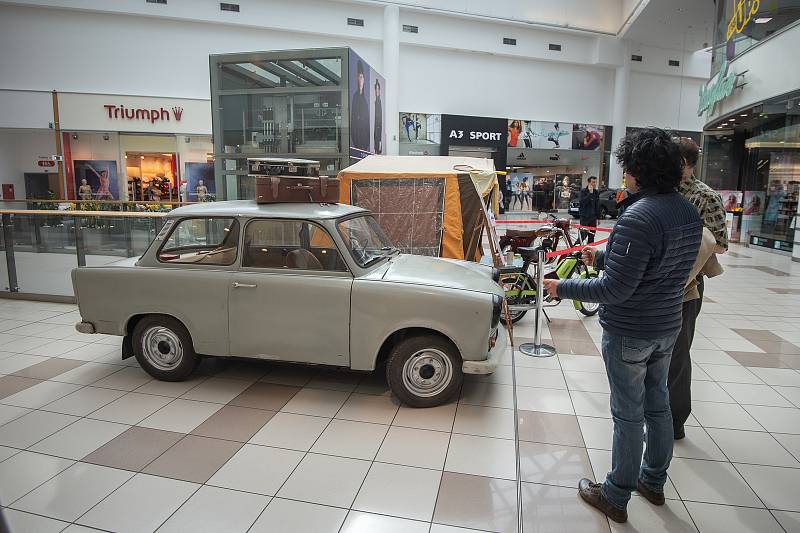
[491,294,502,329]
[491,267,500,283]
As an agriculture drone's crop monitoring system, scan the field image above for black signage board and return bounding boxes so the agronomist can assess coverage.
[441,114,508,171]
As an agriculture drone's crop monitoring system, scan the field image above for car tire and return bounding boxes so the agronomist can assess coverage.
[501,309,527,325]
[386,334,463,408]
[132,315,199,382]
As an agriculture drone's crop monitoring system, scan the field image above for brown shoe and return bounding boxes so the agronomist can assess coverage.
[578,478,628,523]
[636,480,666,506]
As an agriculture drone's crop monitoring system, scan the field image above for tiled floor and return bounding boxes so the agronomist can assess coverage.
[1,242,800,532]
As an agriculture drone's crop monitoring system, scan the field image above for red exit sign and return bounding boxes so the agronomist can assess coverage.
[37,160,55,168]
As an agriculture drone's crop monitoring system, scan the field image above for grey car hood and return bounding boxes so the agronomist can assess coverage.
[381,254,502,295]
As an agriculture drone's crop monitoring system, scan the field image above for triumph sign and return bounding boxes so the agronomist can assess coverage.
[103,104,184,124]
[698,61,742,117]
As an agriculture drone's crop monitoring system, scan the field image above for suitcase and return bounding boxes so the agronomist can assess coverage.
[255,175,340,203]
[248,157,320,177]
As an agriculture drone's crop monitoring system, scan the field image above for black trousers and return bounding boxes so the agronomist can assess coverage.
[580,219,597,244]
[668,277,703,431]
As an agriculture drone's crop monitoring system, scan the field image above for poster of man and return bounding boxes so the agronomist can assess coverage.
[73,160,119,200]
[348,50,387,162]
[184,162,215,202]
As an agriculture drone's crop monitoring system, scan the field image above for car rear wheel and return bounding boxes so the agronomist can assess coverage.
[133,315,199,381]
[386,334,463,407]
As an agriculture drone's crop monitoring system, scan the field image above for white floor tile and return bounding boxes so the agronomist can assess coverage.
[392,401,457,432]
[699,363,764,384]
[158,485,269,533]
[13,462,133,522]
[334,393,400,424]
[690,380,736,403]
[42,386,126,416]
[30,418,128,460]
[775,386,800,408]
[277,453,371,508]
[249,412,329,451]
[376,425,450,470]
[353,462,441,521]
[180,377,252,404]
[772,510,800,533]
[570,390,611,418]
[339,511,429,533]
[0,403,31,426]
[1,380,82,409]
[310,419,388,460]
[78,473,197,532]
[578,415,613,450]
[0,354,49,374]
[88,391,172,425]
[459,382,514,409]
[91,366,152,390]
[685,502,784,533]
[668,458,763,507]
[691,401,764,431]
[718,383,795,408]
[673,426,727,461]
[453,404,515,440]
[0,410,79,448]
[207,443,304,496]
[0,450,74,505]
[558,354,607,373]
[249,498,347,533]
[444,433,516,480]
[749,368,800,387]
[743,405,800,434]
[3,509,68,533]
[608,497,696,533]
[707,428,800,467]
[138,398,222,433]
[735,463,800,511]
[516,386,575,414]
[564,370,611,394]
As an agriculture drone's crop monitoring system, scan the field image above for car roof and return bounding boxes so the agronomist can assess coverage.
[168,201,368,219]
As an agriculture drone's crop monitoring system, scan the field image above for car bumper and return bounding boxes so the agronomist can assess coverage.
[462,328,508,375]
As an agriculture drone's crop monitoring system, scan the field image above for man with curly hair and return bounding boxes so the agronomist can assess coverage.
[543,128,702,523]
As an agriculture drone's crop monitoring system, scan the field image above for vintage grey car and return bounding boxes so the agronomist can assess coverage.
[72,201,506,406]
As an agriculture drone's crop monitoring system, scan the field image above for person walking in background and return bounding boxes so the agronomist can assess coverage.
[542,128,702,524]
[579,176,600,243]
[670,137,727,440]
[373,80,383,154]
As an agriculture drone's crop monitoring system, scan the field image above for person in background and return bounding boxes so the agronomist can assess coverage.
[543,128,702,524]
[670,137,727,440]
[579,176,600,243]
[373,80,383,154]
[519,177,531,210]
[350,60,370,153]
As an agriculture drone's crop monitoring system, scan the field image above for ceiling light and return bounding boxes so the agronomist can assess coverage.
[740,114,748,117]
[755,17,772,23]
[141,155,145,160]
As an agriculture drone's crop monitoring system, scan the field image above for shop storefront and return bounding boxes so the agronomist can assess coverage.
[0,90,212,203]
[699,3,800,255]
[210,47,386,200]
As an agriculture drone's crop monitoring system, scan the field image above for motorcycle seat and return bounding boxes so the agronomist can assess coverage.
[517,246,543,259]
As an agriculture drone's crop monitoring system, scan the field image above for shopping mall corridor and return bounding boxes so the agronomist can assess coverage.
[0,243,799,533]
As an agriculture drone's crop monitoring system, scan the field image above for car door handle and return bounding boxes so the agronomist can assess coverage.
[232,281,257,289]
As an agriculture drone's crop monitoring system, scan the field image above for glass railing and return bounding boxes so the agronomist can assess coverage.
[0,209,166,299]
[0,199,189,213]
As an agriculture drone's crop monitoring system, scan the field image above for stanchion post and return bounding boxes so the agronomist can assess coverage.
[2,214,19,292]
[519,248,557,358]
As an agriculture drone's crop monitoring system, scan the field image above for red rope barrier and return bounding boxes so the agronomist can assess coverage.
[545,237,609,259]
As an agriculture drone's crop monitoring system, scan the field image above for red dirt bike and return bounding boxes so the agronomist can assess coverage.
[499,214,585,266]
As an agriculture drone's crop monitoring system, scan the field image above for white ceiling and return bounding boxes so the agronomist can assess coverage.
[622,0,717,51]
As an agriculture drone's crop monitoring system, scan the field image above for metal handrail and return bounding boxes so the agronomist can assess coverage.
[0,209,167,218]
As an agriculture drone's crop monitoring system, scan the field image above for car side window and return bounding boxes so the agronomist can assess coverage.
[158,217,239,266]
[243,219,347,272]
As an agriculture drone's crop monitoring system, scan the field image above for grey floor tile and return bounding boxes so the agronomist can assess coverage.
[518,410,585,446]
[191,404,275,442]
[11,357,86,380]
[0,380,82,409]
[143,434,242,483]
[82,426,184,471]
[0,375,42,400]
[229,382,301,411]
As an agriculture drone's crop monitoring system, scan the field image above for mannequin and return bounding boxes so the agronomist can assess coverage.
[196,180,208,202]
[78,179,93,200]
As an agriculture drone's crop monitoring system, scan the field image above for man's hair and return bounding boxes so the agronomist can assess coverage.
[588,176,597,182]
[676,137,700,168]
[614,128,683,192]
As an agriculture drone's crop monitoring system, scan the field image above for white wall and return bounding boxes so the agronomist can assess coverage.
[628,72,705,131]
[398,45,616,125]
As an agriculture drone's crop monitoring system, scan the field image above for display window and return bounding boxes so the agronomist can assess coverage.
[125,152,178,202]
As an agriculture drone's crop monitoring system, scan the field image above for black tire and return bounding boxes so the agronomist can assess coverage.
[386,334,463,408]
[572,266,600,317]
[132,315,199,381]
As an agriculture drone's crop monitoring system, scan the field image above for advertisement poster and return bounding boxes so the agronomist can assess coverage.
[742,191,765,215]
[349,49,386,162]
[508,120,573,150]
[184,162,215,202]
[507,173,534,211]
[719,190,743,212]
[572,124,605,150]
[73,160,119,200]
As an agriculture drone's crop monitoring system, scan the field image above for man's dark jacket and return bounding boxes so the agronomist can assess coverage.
[579,187,600,225]
[558,188,702,339]
[350,89,370,152]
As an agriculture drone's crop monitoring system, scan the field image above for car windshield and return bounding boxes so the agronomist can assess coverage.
[337,215,398,268]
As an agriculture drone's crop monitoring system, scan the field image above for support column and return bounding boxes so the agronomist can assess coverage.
[609,41,630,189]
[792,200,800,262]
[382,4,400,156]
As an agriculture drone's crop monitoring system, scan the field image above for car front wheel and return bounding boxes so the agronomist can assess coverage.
[132,315,199,381]
[386,334,463,407]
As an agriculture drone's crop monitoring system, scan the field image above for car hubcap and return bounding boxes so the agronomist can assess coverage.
[402,348,453,398]
[582,301,600,313]
[141,326,183,371]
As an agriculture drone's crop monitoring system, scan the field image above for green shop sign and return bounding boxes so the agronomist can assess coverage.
[698,61,738,116]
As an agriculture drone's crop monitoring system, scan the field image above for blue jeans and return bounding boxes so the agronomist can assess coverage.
[600,330,679,510]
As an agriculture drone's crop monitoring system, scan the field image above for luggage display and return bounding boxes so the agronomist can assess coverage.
[248,157,320,177]
[255,175,340,204]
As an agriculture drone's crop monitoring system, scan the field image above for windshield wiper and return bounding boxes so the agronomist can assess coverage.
[381,246,400,255]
